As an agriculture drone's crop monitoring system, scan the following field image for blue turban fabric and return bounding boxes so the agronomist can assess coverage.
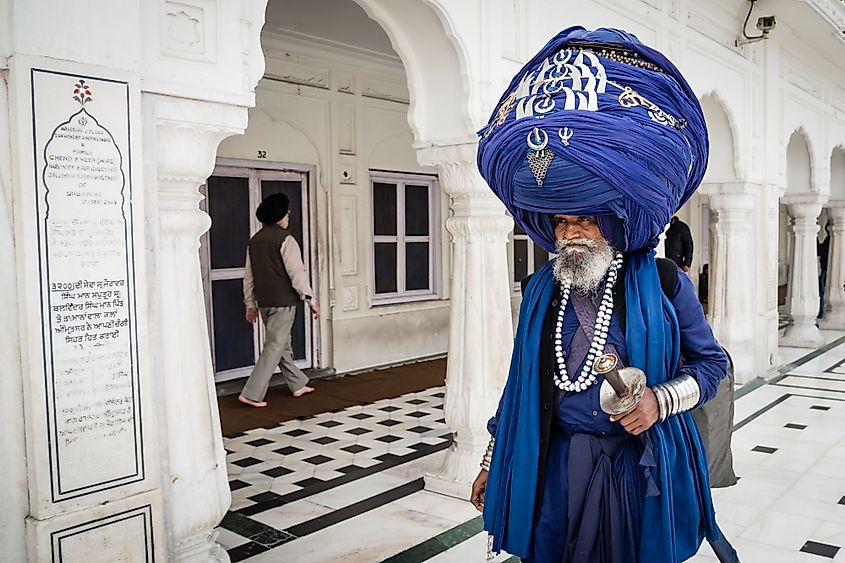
[480,27,727,563]
[477,26,708,253]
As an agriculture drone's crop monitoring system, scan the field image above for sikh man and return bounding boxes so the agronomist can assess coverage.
[238,193,319,407]
[469,27,739,563]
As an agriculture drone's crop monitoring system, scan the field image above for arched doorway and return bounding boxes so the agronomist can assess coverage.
[208,0,511,526]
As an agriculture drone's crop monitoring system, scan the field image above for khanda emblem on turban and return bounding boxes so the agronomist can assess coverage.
[527,127,554,187]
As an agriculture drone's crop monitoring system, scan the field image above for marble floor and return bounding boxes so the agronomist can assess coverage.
[217,330,845,562]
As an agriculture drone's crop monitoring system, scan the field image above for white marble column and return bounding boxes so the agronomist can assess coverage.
[144,94,248,562]
[0,68,28,563]
[703,186,756,383]
[781,198,825,347]
[418,142,514,500]
[820,204,845,330]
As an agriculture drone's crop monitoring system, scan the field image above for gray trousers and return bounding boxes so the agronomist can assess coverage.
[241,306,309,401]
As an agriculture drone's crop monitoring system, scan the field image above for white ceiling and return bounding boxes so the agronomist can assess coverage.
[263,0,397,56]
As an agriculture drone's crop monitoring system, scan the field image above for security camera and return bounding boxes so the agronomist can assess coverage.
[756,16,776,33]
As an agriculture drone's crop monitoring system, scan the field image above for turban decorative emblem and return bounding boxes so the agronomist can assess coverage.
[477,26,708,252]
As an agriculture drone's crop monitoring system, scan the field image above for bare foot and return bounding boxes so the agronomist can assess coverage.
[238,394,268,408]
[292,386,315,398]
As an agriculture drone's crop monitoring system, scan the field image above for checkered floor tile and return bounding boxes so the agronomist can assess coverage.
[224,387,450,514]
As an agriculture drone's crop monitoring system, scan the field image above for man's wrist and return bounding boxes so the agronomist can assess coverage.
[480,436,495,471]
[653,374,700,422]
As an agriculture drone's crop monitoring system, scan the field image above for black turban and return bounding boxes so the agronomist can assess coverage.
[255,193,290,224]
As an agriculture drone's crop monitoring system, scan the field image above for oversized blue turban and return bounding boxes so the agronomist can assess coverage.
[477,26,708,252]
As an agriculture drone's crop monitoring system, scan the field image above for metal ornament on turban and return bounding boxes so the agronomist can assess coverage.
[477,26,708,252]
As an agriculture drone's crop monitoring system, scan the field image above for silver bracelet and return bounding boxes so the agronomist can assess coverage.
[480,436,495,471]
[653,374,700,422]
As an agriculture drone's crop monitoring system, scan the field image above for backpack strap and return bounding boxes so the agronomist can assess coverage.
[613,257,680,334]
[655,257,679,299]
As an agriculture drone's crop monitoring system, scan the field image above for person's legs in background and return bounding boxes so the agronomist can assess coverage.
[273,306,313,396]
[239,307,288,406]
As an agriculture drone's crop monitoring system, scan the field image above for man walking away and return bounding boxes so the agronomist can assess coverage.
[239,193,319,408]
[665,215,694,272]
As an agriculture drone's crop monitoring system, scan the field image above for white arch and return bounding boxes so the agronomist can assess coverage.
[831,146,845,201]
[699,90,741,182]
[351,0,475,146]
[786,128,815,195]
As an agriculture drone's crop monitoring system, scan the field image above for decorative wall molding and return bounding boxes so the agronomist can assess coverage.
[264,57,330,90]
[337,103,356,155]
[342,287,359,312]
[161,0,218,63]
[338,195,358,276]
[361,76,410,104]
[686,7,741,51]
[803,0,845,44]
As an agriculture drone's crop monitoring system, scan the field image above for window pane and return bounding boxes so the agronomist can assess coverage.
[405,184,430,236]
[212,278,256,371]
[373,182,397,236]
[514,239,528,283]
[405,242,430,291]
[374,242,398,294]
[533,243,550,271]
[207,176,250,269]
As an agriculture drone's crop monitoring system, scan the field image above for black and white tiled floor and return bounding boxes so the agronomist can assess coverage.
[217,331,845,562]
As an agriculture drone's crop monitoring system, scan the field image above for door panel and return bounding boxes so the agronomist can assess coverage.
[211,278,255,371]
[201,165,315,382]
[207,176,251,269]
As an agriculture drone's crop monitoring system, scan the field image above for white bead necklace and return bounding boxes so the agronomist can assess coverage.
[553,252,623,392]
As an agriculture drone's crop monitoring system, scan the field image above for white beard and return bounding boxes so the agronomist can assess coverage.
[553,237,615,293]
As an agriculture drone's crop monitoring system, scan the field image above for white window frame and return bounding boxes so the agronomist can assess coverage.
[369,170,440,305]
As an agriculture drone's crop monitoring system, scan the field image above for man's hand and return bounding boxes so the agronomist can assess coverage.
[246,307,258,324]
[470,469,488,512]
[610,387,659,435]
[309,301,321,320]
[682,265,690,273]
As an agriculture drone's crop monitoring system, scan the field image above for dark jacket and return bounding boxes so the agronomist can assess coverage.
[665,218,694,268]
[248,225,299,307]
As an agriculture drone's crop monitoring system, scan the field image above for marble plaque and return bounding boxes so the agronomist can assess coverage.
[50,505,154,563]
[31,69,143,501]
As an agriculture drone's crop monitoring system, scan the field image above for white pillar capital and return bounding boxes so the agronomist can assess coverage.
[417,141,514,499]
[144,93,251,562]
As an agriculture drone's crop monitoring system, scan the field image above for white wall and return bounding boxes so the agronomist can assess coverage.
[216,32,449,373]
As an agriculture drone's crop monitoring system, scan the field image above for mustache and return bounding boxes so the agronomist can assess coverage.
[557,238,598,250]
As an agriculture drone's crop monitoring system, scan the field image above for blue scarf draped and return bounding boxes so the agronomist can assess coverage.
[483,252,720,561]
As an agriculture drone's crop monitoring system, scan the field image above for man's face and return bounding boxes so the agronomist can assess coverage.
[554,215,604,247]
[552,214,614,292]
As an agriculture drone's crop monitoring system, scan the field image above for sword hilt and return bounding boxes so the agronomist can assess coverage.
[594,354,628,397]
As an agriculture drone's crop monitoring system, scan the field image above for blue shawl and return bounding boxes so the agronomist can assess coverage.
[483,253,719,562]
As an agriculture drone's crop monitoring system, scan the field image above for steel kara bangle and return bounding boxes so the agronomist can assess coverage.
[480,436,495,471]
[653,374,700,422]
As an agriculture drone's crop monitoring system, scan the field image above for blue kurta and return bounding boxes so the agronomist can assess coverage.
[488,267,727,562]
